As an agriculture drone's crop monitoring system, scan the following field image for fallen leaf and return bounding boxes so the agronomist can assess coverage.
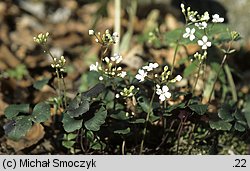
[6,123,45,152]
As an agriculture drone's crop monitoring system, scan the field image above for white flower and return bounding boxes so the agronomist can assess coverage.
[212,14,224,23]
[88,30,94,36]
[202,12,210,21]
[90,62,99,71]
[195,22,207,29]
[115,94,120,98]
[183,27,196,41]
[198,36,211,49]
[99,76,103,81]
[104,57,110,63]
[111,53,122,64]
[175,75,182,81]
[189,15,196,22]
[112,32,119,43]
[156,84,171,102]
[135,69,147,82]
[142,62,159,71]
[118,71,127,78]
[181,3,185,13]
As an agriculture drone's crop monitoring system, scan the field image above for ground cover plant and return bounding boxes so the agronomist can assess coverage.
[0,0,250,154]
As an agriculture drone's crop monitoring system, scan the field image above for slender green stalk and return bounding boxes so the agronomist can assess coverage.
[224,64,237,102]
[139,88,156,154]
[208,42,232,102]
[192,62,202,94]
[170,43,180,76]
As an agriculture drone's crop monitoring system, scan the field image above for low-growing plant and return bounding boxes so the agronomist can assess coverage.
[3,4,250,154]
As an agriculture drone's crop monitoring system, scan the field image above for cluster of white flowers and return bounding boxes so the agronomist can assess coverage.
[33,32,49,45]
[142,62,159,71]
[195,22,207,30]
[51,55,66,72]
[135,62,159,82]
[120,86,135,97]
[89,53,127,80]
[212,14,224,23]
[88,29,119,45]
[194,51,208,62]
[181,4,224,51]
[110,53,123,64]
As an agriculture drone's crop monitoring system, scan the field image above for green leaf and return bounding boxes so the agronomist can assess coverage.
[33,78,49,90]
[243,95,250,128]
[84,106,107,131]
[82,83,105,98]
[209,120,232,131]
[114,127,130,135]
[86,130,94,142]
[4,104,30,119]
[66,96,90,118]
[79,71,99,92]
[67,133,78,140]
[234,122,246,132]
[149,114,160,122]
[110,111,129,120]
[165,102,186,113]
[7,116,32,141]
[32,102,50,123]
[234,110,247,125]
[183,60,199,78]
[62,140,75,149]
[189,104,208,115]
[218,104,234,122]
[129,118,145,124]
[90,141,106,150]
[62,112,83,132]
[137,96,151,113]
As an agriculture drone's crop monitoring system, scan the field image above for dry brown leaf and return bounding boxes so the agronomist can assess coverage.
[6,123,45,152]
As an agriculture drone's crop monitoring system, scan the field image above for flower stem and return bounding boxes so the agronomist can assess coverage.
[208,42,232,102]
[139,87,156,154]
[192,61,202,94]
[170,43,180,76]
